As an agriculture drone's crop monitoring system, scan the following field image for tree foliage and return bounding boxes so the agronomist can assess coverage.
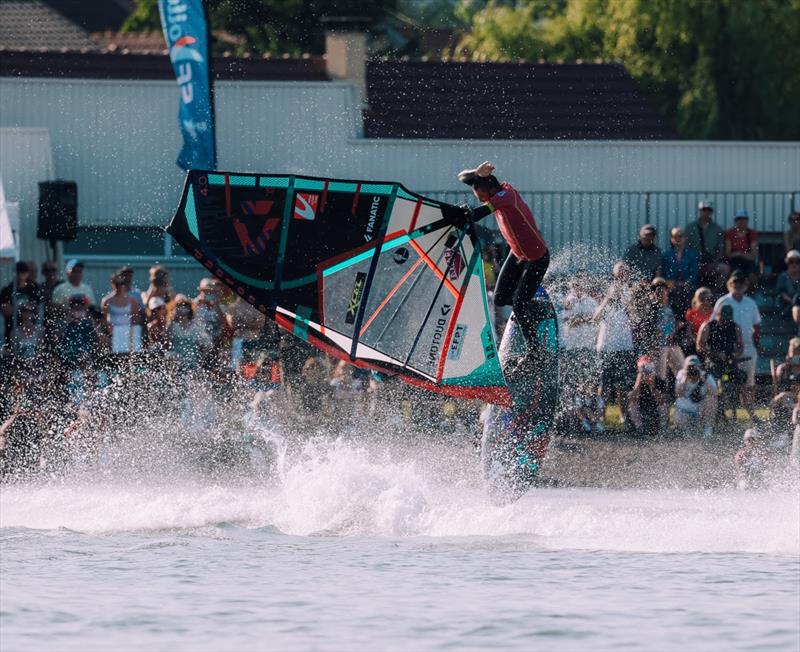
[456,0,800,139]
[122,0,396,56]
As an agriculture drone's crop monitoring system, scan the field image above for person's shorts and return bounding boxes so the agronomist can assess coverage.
[739,356,757,387]
[601,350,636,393]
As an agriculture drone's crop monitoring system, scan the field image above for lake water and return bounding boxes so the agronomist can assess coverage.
[1,438,798,651]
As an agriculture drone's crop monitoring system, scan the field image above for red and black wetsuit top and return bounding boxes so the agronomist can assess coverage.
[472,183,547,261]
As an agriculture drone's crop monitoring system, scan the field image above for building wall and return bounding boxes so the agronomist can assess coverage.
[1,76,798,254]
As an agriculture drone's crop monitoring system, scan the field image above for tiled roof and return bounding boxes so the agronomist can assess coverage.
[363,60,677,140]
[0,49,329,81]
[0,0,98,51]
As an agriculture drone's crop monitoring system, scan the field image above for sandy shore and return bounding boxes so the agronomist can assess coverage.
[539,427,794,490]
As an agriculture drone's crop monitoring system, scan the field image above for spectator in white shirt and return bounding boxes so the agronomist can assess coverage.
[594,282,636,427]
[712,270,762,419]
[559,279,601,433]
[673,355,717,440]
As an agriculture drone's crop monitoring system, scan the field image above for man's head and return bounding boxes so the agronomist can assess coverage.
[42,260,58,282]
[786,250,800,269]
[790,211,800,228]
[734,209,749,229]
[117,265,134,285]
[150,265,169,287]
[14,260,30,284]
[470,174,501,203]
[612,261,631,281]
[651,276,669,302]
[718,304,734,323]
[698,200,714,222]
[727,270,747,297]
[670,227,685,248]
[65,259,84,286]
[639,224,657,247]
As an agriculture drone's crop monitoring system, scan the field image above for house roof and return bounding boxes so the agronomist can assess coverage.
[0,0,98,51]
[363,60,677,140]
[0,49,329,81]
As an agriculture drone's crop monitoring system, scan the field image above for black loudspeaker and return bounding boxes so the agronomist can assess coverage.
[37,180,78,241]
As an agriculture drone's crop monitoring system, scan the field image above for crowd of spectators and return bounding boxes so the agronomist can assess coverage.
[2,203,798,485]
[0,259,479,478]
[544,203,800,478]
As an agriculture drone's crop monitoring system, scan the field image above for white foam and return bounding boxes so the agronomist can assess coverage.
[2,438,797,555]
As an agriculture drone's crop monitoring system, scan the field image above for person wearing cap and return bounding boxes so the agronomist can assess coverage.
[724,210,758,286]
[711,271,761,418]
[673,355,717,439]
[626,354,668,436]
[51,259,97,307]
[623,224,662,281]
[685,200,728,290]
[775,250,800,317]
[454,161,549,370]
[193,278,228,359]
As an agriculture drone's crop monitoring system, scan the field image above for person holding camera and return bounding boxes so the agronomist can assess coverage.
[626,355,668,436]
[697,303,747,418]
[673,355,717,439]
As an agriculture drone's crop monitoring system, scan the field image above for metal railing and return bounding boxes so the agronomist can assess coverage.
[423,189,799,257]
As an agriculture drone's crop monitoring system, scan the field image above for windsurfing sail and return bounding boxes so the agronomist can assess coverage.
[167,170,511,406]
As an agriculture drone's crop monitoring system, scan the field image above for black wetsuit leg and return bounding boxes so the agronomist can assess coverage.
[494,249,550,343]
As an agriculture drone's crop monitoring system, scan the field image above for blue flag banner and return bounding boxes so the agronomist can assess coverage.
[159,0,216,171]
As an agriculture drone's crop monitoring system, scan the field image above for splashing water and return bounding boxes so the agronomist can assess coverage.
[2,434,797,555]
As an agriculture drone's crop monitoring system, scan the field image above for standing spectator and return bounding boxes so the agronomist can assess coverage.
[685,200,728,290]
[661,226,699,317]
[594,282,635,427]
[100,274,143,357]
[712,272,761,420]
[783,211,800,256]
[672,355,717,439]
[145,296,170,353]
[167,294,211,372]
[193,278,227,356]
[623,224,662,281]
[57,295,96,371]
[627,355,668,437]
[724,210,758,288]
[141,265,174,309]
[0,261,41,345]
[628,281,661,357]
[115,266,142,308]
[559,278,601,433]
[775,250,800,318]
[697,305,745,382]
[223,295,266,371]
[9,300,44,364]
[651,277,685,381]
[684,287,714,344]
[51,260,96,307]
[40,260,61,304]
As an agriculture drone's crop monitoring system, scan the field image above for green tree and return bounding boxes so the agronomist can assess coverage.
[122,0,396,56]
[457,0,800,139]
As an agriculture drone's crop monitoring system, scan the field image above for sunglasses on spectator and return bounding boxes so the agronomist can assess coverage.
[789,260,800,265]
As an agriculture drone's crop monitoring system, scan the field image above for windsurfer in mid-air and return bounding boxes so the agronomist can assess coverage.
[453,161,550,377]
